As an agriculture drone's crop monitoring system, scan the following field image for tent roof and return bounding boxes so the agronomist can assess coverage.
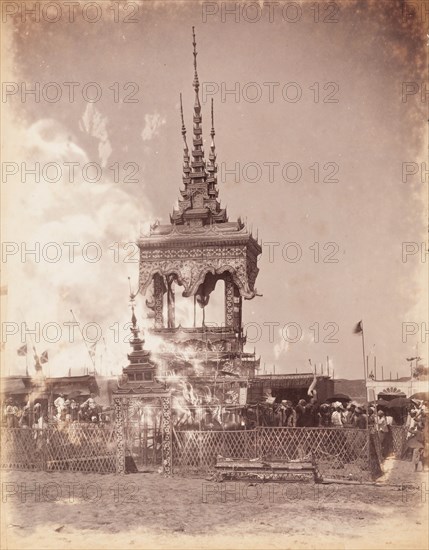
[1,378,29,395]
[250,375,316,389]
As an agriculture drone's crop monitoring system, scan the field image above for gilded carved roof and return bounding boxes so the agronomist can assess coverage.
[138,28,261,301]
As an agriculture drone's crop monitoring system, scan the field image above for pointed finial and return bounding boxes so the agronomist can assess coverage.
[180,93,190,184]
[207,97,217,176]
[192,26,198,83]
[131,306,137,329]
[127,277,138,335]
[128,276,136,302]
[210,98,215,139]
[180,93,186,135]
[192,26,200,97]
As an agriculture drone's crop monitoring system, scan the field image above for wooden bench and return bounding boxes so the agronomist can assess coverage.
[214,456,321,482]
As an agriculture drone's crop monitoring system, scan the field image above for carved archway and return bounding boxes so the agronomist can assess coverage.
[114,394,172,477]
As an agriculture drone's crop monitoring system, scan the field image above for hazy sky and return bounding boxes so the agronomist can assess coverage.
[1,0,428,379]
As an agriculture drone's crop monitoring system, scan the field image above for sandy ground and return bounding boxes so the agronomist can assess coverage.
[1,459,428,550]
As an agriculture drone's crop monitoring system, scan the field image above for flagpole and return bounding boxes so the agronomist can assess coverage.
[70,309,97,374]
[24,334,29,376]
[18,309,39,375]
[361,321,367,382]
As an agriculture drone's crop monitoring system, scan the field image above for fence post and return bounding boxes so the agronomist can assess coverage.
[160,396,172,477]
[367,426,371,479]
[255,427,259,458]
[114,397,125,475]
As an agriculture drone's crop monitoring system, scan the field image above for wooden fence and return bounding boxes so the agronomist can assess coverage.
[1,425,116,473]
[173,427,383,481]
[1,425,386,480]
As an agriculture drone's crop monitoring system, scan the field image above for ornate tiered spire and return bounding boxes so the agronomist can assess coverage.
[190,26,206,183]
[207,98,217,188]
[170,27,227,227]
[117,285,158,388]
[180,93,191,185]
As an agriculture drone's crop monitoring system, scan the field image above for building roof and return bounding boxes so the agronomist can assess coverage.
[1,378,30,395]
[250,374,328,389]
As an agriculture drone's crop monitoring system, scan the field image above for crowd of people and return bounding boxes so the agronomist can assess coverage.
[256,398,372,429]
[404,401,428,471]
[2,393,428,471]
[248,396,428,470]
[2,393,112,429]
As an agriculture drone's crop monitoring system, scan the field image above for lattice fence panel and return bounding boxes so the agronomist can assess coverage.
[257,427,371,481]
[44,425,116,473]
[1,426,116,474]
[222,430,257,460]
[172,427,377,480]
[368,429,383,479]
[172,430,255,474]
[1,428,45,470]
[390,426,407,459]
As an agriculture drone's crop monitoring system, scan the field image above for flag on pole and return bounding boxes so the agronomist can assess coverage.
[307,360,317,397]
[88,341,97,359]
[40,350,49,364]
[17,344,27,356]
[354,321,363,334]
[32,345,43,372]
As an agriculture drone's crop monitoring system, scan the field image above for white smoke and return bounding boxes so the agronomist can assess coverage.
[141,113,166,142]
[2,109,154,378]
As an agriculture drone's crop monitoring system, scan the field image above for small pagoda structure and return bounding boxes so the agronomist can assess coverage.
[116,301,160,390]
[138,28,262,400]
[113,295,172,475]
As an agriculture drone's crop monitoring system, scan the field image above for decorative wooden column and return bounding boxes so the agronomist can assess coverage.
[224,273,234,328]
[153,274,165,329]
[113,393,172,477]
[233,285,242,334]
[161,396,172,477]
[114,397,125,474]
[166,274,175,329]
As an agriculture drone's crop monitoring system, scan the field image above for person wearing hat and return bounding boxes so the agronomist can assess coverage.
[319,403,331,427]
[54,393,66,417]
[367,407,376,426]
[5,398,15,428]
[344,403,356,427]
[69,399,78,422]
[295,399,307,427]
[377,410,389,456]
[354,407,367,429]
[331,403,344,427]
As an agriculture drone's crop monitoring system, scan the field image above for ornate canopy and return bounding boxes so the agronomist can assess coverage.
[138,220,260,300]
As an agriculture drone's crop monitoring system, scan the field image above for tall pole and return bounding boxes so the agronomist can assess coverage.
[70,309,96,374]
[360,321,367,382]
[25,334,29,376]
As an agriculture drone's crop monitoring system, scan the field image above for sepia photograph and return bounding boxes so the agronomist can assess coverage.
[0,1,428,548]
